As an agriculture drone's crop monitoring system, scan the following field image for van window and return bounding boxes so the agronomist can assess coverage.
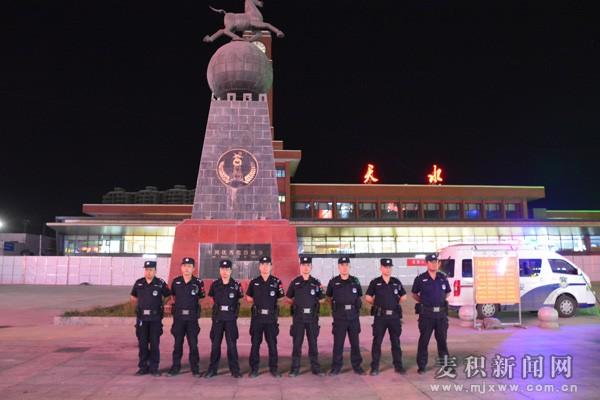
[548,259,579,275]
[519,259,542,277]
[462,259,473,277]
[439,259,455,277]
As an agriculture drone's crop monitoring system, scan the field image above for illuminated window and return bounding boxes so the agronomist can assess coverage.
[591,236,600,252]
[157,236,174,254]
[444,203,461,220]
[314,202,333,220]
[462,259,473,277]
[549,259,578,275]
[402,203,420,220]
[336,202,355,220]
[519,259,542,277]
[124,236,134,253]
[133,236,145,253]
[380,202,399,220]
[276,167,286,178]
[358,202,377,220]
[464,203,481,220]
[144,236,157,253]
[485,203,502,219]
[424,203,441,220]
[439,259,455,277]
[292,202,311,219]
[278,195,286,203]
[505,203,522,219]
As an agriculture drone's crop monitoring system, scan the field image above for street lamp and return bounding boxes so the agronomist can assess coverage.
[0,220,4,230]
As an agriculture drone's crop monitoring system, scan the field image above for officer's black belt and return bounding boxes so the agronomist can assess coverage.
[302,307,313,314]
[258,308,273,315]
[341,304,354,310]
[219,305,232,311]
[422,305,447,313]
[381,308,397,315]
[178,309,193,316]
[141,309,160,316]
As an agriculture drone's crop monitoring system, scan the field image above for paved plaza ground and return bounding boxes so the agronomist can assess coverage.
[0,284,599,399]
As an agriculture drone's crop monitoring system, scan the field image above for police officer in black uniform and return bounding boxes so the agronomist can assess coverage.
[286,255,325,377]
[365,258,407,376]
[411,253,452,374]
[130,260,171,376]
[205,259,244,378]
[326,256,365,375]
[166,257,205,377]
[246,255,285,378]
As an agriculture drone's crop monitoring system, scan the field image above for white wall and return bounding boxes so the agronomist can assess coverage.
[1,255,599,286]
[0,256,170,286]
[309,257,426,286]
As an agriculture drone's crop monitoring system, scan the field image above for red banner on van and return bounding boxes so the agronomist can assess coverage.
[407,258,427,267]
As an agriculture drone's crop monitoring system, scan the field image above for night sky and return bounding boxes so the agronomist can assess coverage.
[2,1,600,233]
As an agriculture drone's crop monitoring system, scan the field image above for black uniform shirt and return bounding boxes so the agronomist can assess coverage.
[411,271,451,307]
[171,275,206,320]
[286,275,324,321]
[208,278,244,321]
[366,276,406,318]
[130,277,171,321]
[246,275,284,322]
[326,275,362,320]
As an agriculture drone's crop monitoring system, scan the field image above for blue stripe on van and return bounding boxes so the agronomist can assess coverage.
[520,284,560,311]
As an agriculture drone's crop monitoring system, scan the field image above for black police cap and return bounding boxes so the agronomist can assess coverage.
[380,258,393,267]
[425,253,439,262]
[143,260,157,269]
[338,256,350,264]
[259,255,271,264]
[299,255,312,264]
[181,257,195,266]
[219,259,233,269]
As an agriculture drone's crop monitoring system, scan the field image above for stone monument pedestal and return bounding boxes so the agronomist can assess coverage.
[168,40,298,285]
[169,219,298,285]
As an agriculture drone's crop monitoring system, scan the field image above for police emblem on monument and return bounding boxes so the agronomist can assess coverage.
[216,149,258,188]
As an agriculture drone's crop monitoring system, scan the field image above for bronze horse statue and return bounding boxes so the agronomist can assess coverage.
[204,0,285,43]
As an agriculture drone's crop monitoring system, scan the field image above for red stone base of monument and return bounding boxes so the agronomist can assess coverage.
[168,219,299,286]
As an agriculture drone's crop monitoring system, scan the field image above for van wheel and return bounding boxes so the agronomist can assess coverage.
[555,295,577,318]
[476,304,499,319]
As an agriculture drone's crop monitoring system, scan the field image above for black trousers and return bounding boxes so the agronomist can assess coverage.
[135,319,163,372]
[371,317,403,370]
[417,316,449,369]
[290,320,321,372]
[331,318,362,371]
[170,318,200,371]
[208,320,240,374]
[249,319,279,371]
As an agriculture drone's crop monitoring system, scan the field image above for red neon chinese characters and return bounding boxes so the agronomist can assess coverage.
[363,164,379,184]
[427,164,443,184]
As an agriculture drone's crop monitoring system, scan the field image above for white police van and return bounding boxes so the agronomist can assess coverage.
[437,244,597,318]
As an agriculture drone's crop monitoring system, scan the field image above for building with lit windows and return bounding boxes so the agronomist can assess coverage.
[49,179,600,257]
[47,33,600,258]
